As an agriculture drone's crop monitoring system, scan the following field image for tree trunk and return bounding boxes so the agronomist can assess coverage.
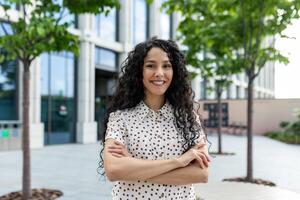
[22,61,31,200]
[217,86,222,154]
[246,69,254,182]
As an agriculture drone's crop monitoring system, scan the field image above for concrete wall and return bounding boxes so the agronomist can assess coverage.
[198,99,300,135]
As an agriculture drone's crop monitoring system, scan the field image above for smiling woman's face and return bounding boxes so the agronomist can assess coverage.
[142,47,173,99]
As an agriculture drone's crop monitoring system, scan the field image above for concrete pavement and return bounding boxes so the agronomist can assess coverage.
[0,134,300,199]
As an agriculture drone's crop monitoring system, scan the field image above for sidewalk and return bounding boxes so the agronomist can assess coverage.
[0,134,299,199]
[194,182,300,200]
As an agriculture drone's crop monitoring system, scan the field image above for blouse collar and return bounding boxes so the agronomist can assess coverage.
[135,100,174,121]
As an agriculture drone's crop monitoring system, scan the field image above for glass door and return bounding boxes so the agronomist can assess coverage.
[41,52,76,145]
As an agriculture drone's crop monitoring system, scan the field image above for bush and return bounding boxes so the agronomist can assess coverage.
[279,121,289,129]
[265,131,300,144]
[268,109,300,144]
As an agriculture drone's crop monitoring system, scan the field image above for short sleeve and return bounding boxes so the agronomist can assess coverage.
[105,111,126,145]
[193,110,206,144]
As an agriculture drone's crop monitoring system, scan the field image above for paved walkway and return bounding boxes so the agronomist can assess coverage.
[195,182,300,200]
[0,134,300,200]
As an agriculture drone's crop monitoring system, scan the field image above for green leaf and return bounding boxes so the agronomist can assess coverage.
[63,0,121,14]
[36,26,45,36]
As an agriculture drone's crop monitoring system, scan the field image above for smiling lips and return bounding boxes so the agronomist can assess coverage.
[150,80,166,86]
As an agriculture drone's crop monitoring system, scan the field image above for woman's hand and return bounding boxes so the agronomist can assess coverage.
[107,141,132,158]
[176,142,210,169]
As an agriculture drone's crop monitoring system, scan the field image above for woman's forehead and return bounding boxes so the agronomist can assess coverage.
[144,47,170,62]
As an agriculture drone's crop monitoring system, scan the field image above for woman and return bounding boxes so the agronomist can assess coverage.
[100,38,210,200]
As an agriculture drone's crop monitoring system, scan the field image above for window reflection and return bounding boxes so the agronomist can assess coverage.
[41,52,74,98]
[0,22,13,35]
[41,52,75,144]
[0,0,17,10]
[55,0,77,28]
[95,47,117,71]
[95,9,118,41]
[132,0,148,45]
[0,50,17,120]
[200,79,207,100]
[0,22,17,120]
[160,0,172,39]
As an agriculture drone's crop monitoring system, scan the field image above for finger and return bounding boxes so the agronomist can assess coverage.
[197,142,205,146]
[205,153,211,162]
[199,153,209,167]
[201,150,211,162]
[195,154,204,169]
[110,152,123,158]
[197,149,210,162]
[108,145,123,149]
[114,141,124,146]
[108,149,125,154]
[196,157,204,169]
[194,150,206,167]
[196,143,205,149]
[193,143,204,150]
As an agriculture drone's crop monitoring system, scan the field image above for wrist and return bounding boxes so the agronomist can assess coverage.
[172,157,185,168]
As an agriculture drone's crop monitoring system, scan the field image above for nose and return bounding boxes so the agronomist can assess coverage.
[154,66,164,77]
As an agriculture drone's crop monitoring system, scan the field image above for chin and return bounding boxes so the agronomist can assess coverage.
[151,91,167,96]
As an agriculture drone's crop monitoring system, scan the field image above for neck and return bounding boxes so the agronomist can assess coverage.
[144,94,165,111]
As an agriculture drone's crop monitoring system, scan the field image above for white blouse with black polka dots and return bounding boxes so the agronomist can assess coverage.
[105,100,205,200]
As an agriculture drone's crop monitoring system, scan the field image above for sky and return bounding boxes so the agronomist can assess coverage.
[275,19,300,99]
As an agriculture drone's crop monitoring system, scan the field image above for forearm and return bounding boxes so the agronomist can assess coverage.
[105,156,182,182]
[147,162,209,185]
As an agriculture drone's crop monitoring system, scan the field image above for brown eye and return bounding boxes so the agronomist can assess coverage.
[163,64,172,68]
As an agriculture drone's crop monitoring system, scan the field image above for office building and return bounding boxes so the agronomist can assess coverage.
[0,0,275,149]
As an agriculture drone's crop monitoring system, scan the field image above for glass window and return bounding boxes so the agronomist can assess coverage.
[95,47,117,71]
[41,52,74,97]
[0,49,18,120]
[0,22,17,120]
[40,52,76,144]
[244,72,248,81]
[160,0,172,39]
[56,0,77,28]
[226,85,231,99]
[200,79,207,100]
[0,0,17,10]
[95,9,118,41]
[0,21,13,35]
[236,86,240,99]
[132,0,149,45]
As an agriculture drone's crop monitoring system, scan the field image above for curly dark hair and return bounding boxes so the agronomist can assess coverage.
[98,37,207,175]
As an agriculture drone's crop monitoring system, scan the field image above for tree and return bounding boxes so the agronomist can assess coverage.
[162,0,242,154]
[163,0,300,182]
[0,0,120,199]
[237,0,299,181]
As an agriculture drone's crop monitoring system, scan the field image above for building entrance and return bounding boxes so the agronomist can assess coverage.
[41,52,76,145]
[95,69,117,140]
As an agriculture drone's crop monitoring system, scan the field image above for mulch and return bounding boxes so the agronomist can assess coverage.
[0,189,63,200]
[223,177,276,187]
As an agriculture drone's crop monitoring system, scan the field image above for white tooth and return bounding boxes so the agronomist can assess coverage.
[151,81,164,85]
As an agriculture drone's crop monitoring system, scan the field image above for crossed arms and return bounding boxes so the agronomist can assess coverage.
[103,139,210,185]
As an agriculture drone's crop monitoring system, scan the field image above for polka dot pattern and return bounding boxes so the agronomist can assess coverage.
[105,101,204,200]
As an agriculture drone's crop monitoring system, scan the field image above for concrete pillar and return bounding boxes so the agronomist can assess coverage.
[119,0,132,66]
[230,83,236,99]
[29,58,44,148]
[149,0,160,38]
[18,58,44,149]
[76,14,97,143]
[192,75,201,100]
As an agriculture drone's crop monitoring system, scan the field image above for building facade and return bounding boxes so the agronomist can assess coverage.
[0,0,275,149]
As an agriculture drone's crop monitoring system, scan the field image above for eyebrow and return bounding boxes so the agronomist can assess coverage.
[144,60,171,63]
